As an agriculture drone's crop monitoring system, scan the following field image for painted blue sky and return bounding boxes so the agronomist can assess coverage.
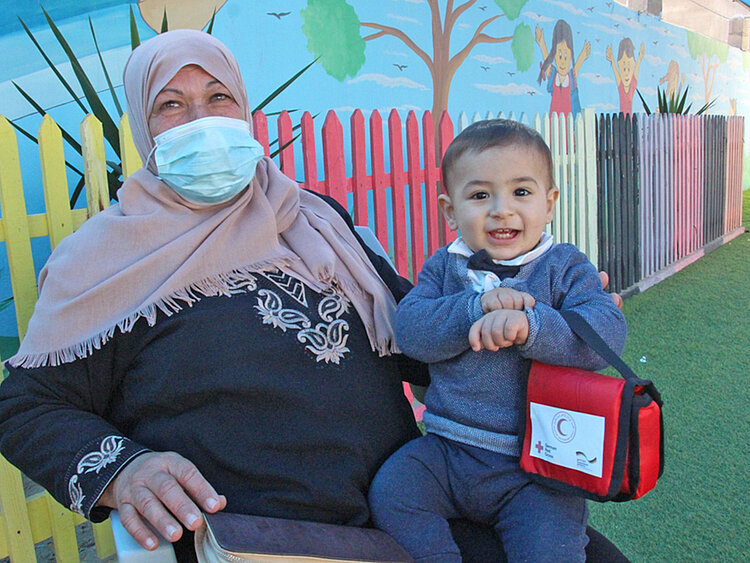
[0,0,135,34]
[2,0,748,122]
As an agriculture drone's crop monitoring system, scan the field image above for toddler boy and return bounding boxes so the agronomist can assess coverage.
[369,119,627,562]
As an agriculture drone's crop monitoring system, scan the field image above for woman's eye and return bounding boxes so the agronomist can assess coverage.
[156,99,179,111]
[212,92,232,102]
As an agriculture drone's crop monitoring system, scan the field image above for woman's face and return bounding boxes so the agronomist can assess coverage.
[148,64,244,138]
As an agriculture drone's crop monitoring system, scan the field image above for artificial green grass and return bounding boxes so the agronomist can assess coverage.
[588,190,750,561]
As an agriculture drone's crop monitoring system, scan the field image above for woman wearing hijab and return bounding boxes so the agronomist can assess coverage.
[0,31,626,562]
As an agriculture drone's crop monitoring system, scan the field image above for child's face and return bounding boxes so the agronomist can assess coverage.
[555,41,572,76]
[439,144,558,261]
[619,54,635,90]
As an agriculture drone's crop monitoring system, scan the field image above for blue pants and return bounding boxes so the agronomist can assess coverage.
[369,434,589,563]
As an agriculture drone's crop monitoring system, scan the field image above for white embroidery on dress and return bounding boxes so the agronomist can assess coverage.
[67,435,125,515]
[77,436,125,475]
[253,276,352,362]
[262,270,307,306]
[255,290,312,331]
[318,288,351,321]
[68,475,85,515]
[298,319,351,364]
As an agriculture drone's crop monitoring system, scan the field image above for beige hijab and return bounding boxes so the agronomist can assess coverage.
[10,30,397,368]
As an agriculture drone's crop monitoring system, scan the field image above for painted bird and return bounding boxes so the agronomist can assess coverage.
[393,64,408,71]
[267,11,291,19]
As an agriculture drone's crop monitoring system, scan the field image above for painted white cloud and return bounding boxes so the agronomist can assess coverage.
[379,104,423,113]
[391,0,424,4]
[348,73,429,90]
[580,72,613,85]
[473,82,541,96]
[523,12,554,23]
[544,0,589,17]
[645,54,667,67]
[651,27,678,39]
[387,13,421,25]
[581,22,621,36]
[473,54,512,65]
[726,57,742,72]
[667,44,689,59]
[384,50,409,58]
[599,12,644,31]
[591,102,619,112]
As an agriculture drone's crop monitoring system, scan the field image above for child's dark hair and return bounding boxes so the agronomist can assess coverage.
[617,38,635,61]
[441,119,554,194]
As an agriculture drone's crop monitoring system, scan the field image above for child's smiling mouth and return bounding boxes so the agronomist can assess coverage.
[488,228,520,241]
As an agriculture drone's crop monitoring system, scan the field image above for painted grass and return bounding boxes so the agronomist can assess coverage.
[588,190,750,561]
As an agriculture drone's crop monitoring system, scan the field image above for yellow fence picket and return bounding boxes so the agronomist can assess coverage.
[37,114,85,562]
[119,113,142,179]
[0,117,37,562]
[91,519,115,559]
[0,117,38,342]
[0,458,36,561]
[45,496,80,563]
[38,116,74,251]
[81,114,111,216]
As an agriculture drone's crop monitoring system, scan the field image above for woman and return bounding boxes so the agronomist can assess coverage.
[0,31,626,561]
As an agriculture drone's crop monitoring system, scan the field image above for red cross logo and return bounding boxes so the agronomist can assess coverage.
[535,440,544,454]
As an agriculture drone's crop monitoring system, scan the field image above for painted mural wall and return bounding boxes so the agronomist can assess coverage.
[0,0,748,335]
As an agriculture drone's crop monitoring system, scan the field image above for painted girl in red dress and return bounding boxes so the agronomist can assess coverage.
[536,20,590,115]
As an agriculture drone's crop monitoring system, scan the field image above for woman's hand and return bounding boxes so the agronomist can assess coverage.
[98,451,227,550]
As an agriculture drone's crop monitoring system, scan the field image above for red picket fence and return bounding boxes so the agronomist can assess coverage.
[252,109,457,282]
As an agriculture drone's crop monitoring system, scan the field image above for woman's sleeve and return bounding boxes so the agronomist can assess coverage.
[0,331,149,522]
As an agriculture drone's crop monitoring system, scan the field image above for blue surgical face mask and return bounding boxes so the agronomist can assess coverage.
[151,116,264,205]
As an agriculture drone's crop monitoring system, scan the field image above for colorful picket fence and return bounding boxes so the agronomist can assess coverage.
[598,113,745,293]
[0,106,745,561]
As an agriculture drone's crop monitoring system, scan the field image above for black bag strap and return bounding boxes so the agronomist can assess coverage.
[560,310,662,404]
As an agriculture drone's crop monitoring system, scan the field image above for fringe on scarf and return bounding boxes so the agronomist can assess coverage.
[8,261,288,369]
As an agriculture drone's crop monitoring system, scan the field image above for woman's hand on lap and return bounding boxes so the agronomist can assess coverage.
[98,451,226,550]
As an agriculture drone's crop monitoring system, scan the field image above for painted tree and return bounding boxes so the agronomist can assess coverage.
[301,0,533,132]
[686,30,728,106]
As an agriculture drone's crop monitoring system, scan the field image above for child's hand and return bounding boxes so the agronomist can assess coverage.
[480,287,536,313]
[606,44,613,62]
[469,310,530,352]
[535,24,543,46]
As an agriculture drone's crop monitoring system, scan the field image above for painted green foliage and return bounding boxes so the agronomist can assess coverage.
[300,0,364,81]
[511,23,533,72]
[686,31,729,63]
[494,0,527,20]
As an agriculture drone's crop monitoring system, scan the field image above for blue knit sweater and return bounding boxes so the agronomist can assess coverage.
[394,243,627,457]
